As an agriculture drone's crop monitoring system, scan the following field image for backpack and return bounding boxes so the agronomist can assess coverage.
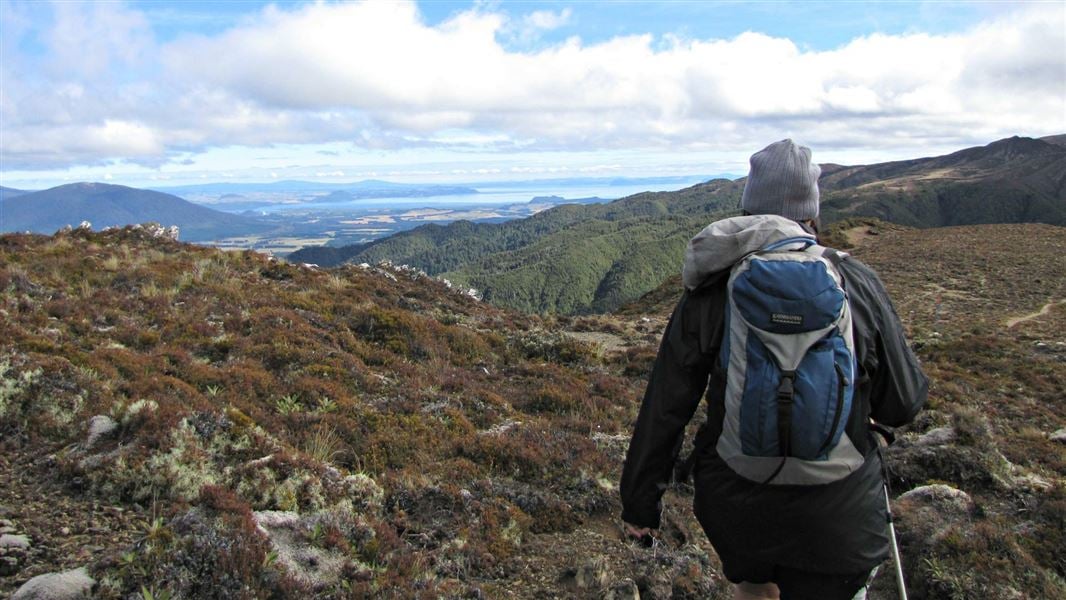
[715,235,865,486]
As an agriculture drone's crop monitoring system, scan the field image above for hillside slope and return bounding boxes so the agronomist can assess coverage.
[2,223,1064,598]
[0,226,703,598]
[0,182,272,242]
[820,136,1066,227]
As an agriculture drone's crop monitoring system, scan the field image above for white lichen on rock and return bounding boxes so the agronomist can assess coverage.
[12,566,94,600]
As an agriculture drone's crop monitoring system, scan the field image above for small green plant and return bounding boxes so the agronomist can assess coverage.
[143,517,169,542]
[120,551,138,569]
[140,585,173,600]
[274,393,302,415]
[315,396,337,413]
[205,384,222,397]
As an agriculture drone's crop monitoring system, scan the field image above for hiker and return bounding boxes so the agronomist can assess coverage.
[620,140,927,600]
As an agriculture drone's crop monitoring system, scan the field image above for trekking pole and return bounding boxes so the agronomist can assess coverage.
[884,484,908,600]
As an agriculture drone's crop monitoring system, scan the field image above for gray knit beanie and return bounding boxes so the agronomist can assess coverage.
[740,139,821,221]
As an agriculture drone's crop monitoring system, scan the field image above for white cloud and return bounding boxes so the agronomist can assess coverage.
[2,0,1063,172]
[44,1,153,78]
[524,8,572,32]
[510,7,572,45]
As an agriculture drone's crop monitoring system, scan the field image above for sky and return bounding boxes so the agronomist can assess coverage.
[1,0,1064,189]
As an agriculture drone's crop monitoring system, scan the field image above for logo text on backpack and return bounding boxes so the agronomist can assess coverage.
[771,313,803,326]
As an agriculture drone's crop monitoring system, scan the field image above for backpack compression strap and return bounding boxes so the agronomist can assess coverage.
[777,370,796,457]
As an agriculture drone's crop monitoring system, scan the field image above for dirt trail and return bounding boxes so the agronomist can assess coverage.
[843,226,878,247]
[1006,299,1066,328]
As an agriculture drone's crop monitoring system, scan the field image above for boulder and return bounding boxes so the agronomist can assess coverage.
[1049,428,1066,444]
[899,483,973,514]
[12,566,94,600]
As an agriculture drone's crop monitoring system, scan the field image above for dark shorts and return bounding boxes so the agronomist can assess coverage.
[691,455,884,599]
[717,551,873,600]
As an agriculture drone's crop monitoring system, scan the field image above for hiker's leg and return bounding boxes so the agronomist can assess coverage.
[734,581,780,600]
[773,566,874,600]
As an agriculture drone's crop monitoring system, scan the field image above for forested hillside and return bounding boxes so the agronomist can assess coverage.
[292,180,744,313]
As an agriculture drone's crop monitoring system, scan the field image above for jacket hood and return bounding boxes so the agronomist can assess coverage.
[682,214,813,290]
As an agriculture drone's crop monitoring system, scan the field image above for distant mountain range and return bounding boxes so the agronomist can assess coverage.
[0,182,273,242]
[290,135,1066,314]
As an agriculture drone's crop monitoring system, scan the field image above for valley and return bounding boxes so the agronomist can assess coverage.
[289,135,1066,315]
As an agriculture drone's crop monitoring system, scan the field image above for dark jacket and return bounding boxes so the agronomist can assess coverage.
[620,216,927,575]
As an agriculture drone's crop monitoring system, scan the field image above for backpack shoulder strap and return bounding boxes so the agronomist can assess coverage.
[821,246,849,267]
[762,236,818,253]
[801,244,849,268]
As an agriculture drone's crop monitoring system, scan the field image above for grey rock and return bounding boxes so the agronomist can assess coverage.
[1049,428,1066,443]
[0,533,31,550]
[899,484,973,512]
[86,415,118,447]
[913,426,956,447]
[253,511,347,589]
[12,566,95,600]
[1012,473,1053,492]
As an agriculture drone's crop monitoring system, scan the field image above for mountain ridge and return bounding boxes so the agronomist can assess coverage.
[0,182,273,242]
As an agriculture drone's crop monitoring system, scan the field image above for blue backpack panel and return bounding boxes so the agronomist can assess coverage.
[716,237,864,485]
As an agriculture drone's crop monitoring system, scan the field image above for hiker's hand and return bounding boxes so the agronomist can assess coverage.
[870,419,894,447]
[623,522,656,547]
